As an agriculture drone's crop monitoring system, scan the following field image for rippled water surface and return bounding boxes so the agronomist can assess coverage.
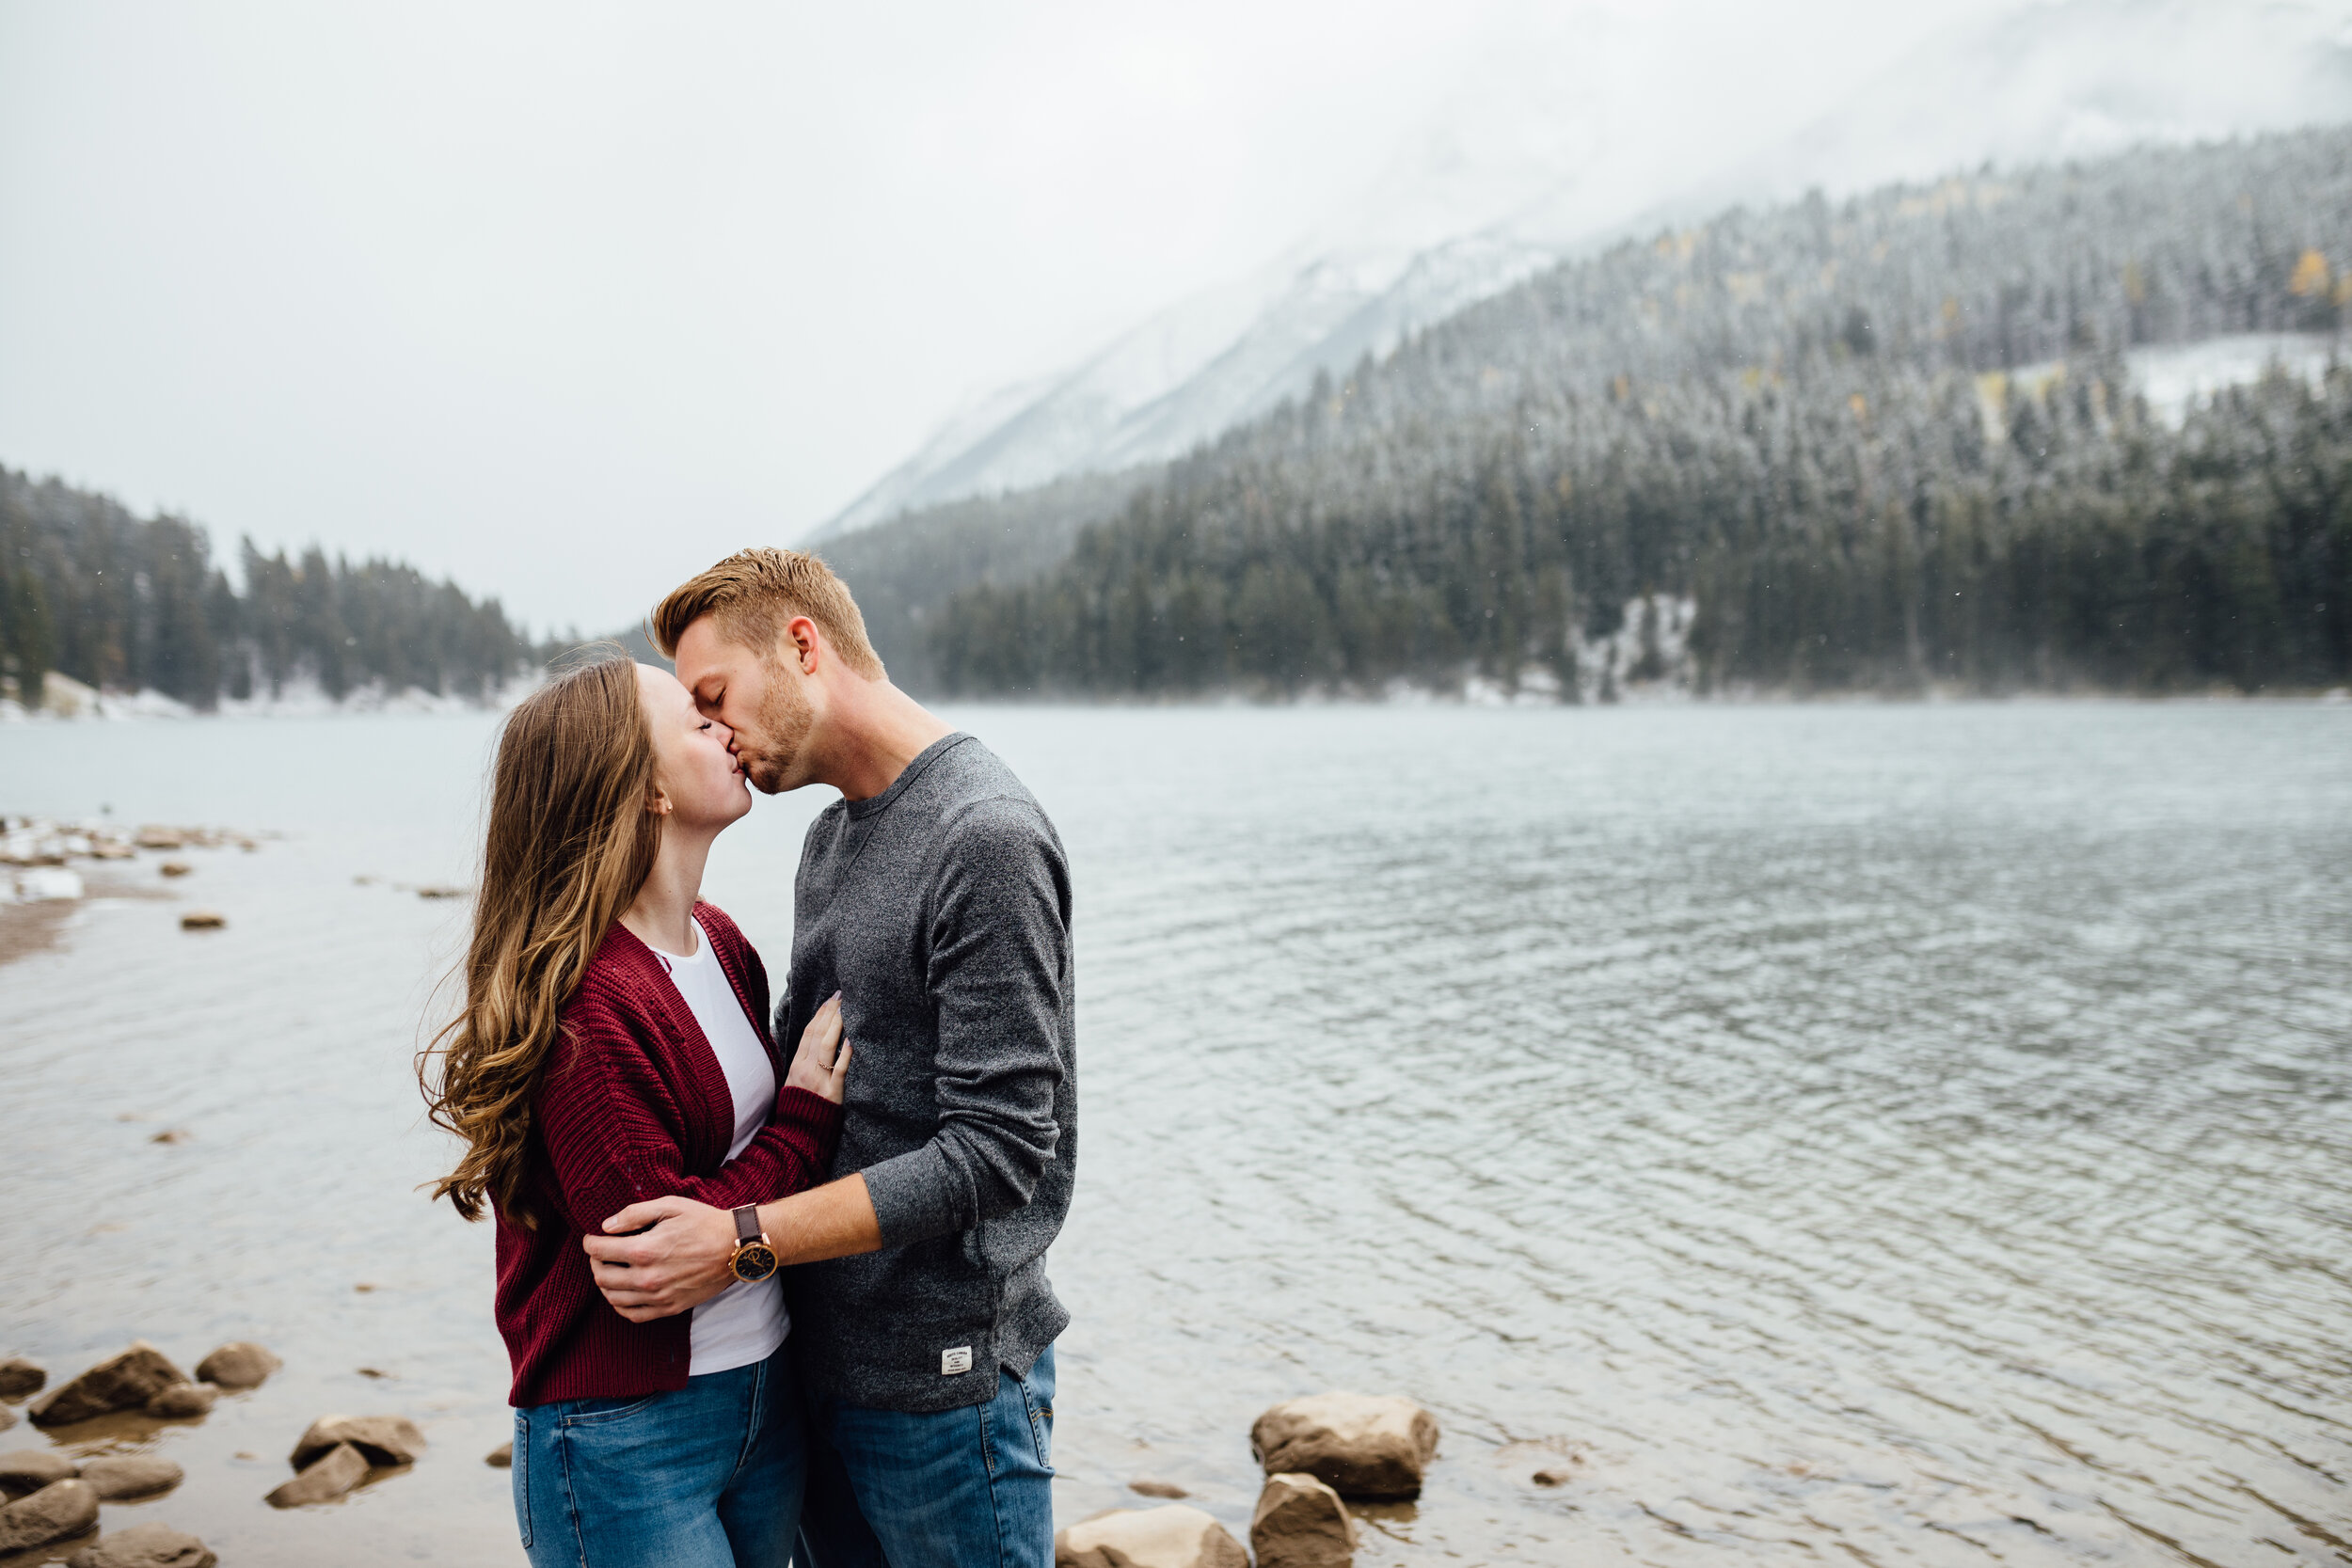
[2,704,2347,1566]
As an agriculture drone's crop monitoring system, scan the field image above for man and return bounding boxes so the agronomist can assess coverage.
[583,547,1075,1567]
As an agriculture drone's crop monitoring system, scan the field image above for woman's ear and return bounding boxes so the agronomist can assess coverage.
[646,786,675,817]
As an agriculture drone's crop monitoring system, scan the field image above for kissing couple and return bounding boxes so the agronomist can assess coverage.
[420,549,1076,1566]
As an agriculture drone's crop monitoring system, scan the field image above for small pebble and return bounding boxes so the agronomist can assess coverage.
[145,1385,217,1419]
[194,1344,279,1391]
[1129,1478,1189,1498]
[0,1449,78,1492]
[265,1443,367,1509]
[63,1520,218,1568]
[0,1358,40,1401]
[77,1455,183,1500]
[0,1476,98,1551]
[485,1443,512,1469]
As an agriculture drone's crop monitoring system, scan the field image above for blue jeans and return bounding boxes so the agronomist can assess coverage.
[513,1350,805,1568]
[797,1346,1056,1568]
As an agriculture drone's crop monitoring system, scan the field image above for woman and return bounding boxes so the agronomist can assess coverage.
[420,656,849,1567]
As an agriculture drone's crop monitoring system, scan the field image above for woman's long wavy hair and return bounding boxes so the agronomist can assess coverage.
[420,657,660,1226]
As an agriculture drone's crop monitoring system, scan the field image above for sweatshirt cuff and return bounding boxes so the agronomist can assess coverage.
[775,1085,845,1152]
[860,1143,960,1249]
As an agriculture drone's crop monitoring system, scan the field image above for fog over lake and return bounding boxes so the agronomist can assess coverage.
[2,702,2348,1565]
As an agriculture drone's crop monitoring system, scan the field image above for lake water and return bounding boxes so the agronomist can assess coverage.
[1,702,2348,1566]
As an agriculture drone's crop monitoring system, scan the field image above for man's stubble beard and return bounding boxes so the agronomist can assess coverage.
[740,664,816,795]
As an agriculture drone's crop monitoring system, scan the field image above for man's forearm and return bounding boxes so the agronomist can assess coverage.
[761,1172,882,1265]
[584,1172,885,1323]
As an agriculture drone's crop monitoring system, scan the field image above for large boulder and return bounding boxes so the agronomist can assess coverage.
[265,1443,369,1508]
[1252,1472,1357,1568]
[1055,1505,1249,1568]
[29,1345,190,1427]
[66,1523,218,1568]
[1250,1393,1439,1499]
[290,1414,425,1468]
[193,1343,278,1391]
[0,1449,77,1494]
[0,1358,43,1400]
[77,1456,183,1499]
[0,1478,100,1553]
[145,1385,217,1419]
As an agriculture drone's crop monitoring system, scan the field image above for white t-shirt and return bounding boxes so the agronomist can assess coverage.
[655,916,789,1376]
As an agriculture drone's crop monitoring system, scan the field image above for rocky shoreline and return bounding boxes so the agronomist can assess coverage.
[6,1337,1454,1568]
[1,818,477,968]
[0,1340,505,1567]
[1057,1393,1440,1568]
[0,821,263,967]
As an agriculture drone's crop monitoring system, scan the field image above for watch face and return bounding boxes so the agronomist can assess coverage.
[732,1243,778,1283]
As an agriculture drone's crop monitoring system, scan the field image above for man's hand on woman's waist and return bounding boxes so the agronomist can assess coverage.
[583,1174,884,1323]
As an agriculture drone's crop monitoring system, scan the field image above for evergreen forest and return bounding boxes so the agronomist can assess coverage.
[1,467,536,709]
[912,129,2352,698]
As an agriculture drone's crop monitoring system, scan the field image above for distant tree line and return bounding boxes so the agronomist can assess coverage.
[814,468,1147,692]
[1,467,535,708]
[917,129,2352,698]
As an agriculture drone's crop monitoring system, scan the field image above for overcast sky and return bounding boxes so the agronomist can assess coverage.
[1,0,2021,632]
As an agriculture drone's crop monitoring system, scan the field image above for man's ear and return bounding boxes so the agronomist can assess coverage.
[784,615,821,674]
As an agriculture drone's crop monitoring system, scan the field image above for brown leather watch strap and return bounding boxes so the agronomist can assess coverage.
[732,1204,761,1243]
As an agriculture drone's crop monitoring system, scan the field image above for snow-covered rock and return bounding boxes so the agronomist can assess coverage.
[12,869,85,904]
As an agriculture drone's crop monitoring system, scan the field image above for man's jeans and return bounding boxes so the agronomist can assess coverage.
[798,1345,1057,1568]
[512,1350,804,1568]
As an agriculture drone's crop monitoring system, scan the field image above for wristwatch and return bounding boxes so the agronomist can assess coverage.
[728,1205,778,1283]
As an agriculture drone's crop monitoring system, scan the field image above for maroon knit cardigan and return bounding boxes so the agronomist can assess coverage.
[494,901,840,1408]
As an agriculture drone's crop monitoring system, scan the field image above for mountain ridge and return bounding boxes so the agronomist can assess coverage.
[814,0,2352,544]
[915,123,2352,699]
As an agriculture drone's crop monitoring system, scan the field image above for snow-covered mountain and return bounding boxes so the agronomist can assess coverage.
[817,236,1558,539]
[813,0,2352,542]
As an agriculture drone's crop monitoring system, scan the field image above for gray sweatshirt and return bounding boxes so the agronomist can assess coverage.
[776,733,1075,1413]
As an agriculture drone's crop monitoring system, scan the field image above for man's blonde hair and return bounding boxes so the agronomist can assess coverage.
[651,547,884,680]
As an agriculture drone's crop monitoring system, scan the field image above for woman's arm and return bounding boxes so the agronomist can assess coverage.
[582,1177,882,1323]
[533,992,842,1242]
[577,993,860,1320]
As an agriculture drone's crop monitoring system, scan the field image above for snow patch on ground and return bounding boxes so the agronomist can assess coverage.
[5,868,85,904]
[1380,594,1699,704]
[1577,594,1698,704]
[2127,333,2343,426]
[3,671,541,722]
[213,674,535,720]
